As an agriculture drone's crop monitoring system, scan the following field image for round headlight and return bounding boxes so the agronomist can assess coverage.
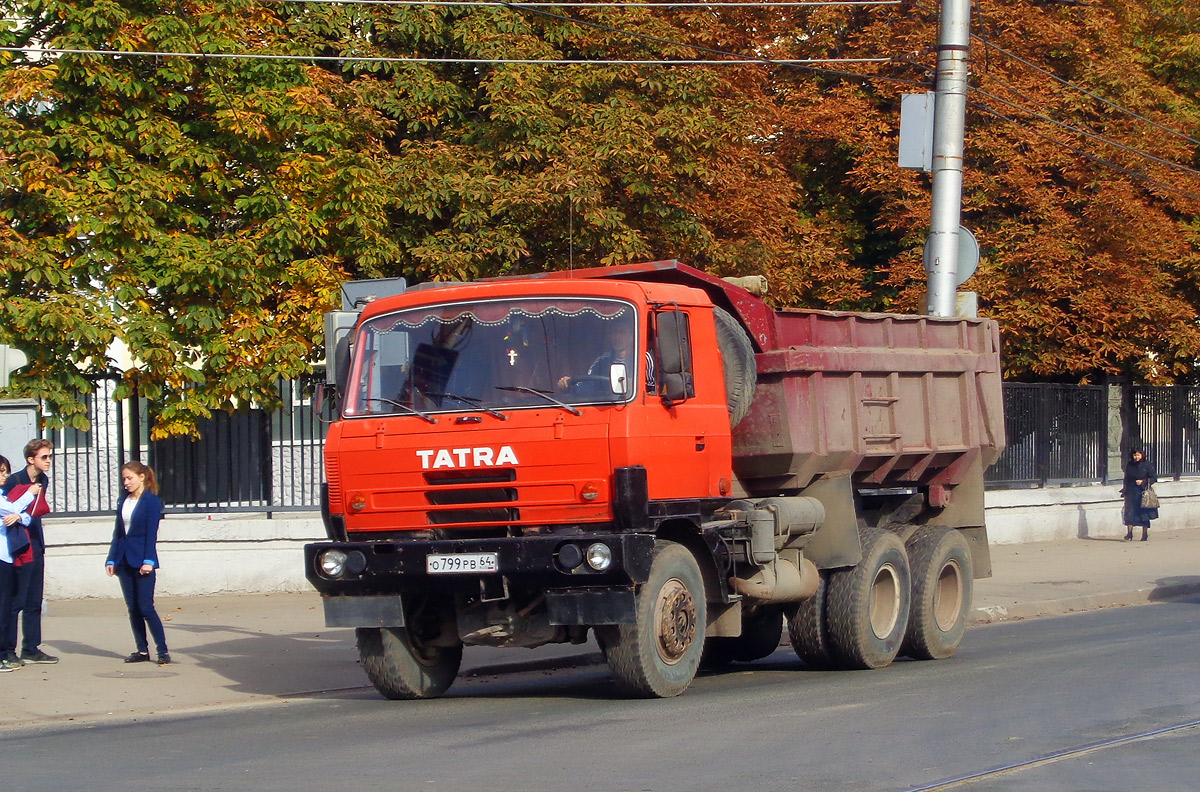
[320,549,348,577]
[585,542,612,571]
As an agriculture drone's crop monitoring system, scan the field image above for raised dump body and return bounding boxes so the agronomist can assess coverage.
[734,308,1005,496]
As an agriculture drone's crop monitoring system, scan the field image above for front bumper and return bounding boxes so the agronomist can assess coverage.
[304,532,655,597]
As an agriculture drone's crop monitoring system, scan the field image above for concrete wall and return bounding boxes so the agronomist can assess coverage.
[41,480,1200,599]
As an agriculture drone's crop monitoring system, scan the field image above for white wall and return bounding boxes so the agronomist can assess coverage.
[41,480,1200,599]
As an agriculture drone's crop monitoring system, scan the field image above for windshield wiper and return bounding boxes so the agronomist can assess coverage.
[362,398,438,424]
[427,392,508,421]
[495,386,582,416]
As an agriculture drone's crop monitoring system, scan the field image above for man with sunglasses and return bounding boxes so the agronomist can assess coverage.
[1,439,58,667]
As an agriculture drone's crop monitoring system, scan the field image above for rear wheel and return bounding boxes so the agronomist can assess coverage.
[357,618,462,700]
[825,527,911,670]
[599,541,707,697]
[703,605,784,667]
[903,527,973,660]
[787,570,838,668]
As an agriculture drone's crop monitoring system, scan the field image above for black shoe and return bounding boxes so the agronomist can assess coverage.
[156,653,171,666]
[125,652,151,664]
[20,651,59,664]
[3,652,24,668]
[1124,532,1133,541]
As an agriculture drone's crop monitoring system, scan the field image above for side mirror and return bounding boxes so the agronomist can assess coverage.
[313,383,340,422]
[333,334,352,394]
[653,309,693,406]
[609,363,628,394]
[662,373,688,403]
[656,312,684,375]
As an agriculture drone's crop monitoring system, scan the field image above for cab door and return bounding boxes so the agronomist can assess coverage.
[616,306,733,501]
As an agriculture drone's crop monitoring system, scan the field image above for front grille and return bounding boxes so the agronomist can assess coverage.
[428,507,519,525]
[327,456,342,510]
[424,469,516,485]
[426,487,516,506]
[424,467,519,525]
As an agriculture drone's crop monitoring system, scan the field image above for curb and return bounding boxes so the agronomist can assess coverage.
[969,581,1200,625]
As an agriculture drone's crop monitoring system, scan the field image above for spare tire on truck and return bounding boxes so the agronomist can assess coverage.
[713,306,756,428]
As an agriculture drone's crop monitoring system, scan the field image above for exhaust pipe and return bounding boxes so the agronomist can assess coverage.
[729,556,820,603]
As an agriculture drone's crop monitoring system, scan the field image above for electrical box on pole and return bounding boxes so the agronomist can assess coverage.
[899,92,935,172]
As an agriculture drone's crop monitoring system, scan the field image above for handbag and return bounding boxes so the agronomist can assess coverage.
[7,483,50,518]
[1141,485,1160,510]
[5,522,30,556]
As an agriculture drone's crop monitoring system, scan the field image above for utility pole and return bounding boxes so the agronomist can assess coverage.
[924,0,972,317]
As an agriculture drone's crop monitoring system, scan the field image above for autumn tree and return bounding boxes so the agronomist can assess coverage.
[0,1,820,434]
[1,0,1200,439]
[758,0,1200,381]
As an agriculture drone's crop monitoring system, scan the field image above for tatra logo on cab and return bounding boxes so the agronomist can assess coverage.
[416,446,520,470]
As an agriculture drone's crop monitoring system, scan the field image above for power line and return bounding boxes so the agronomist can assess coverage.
[974,77,1200,181]
[265,0,901,5]
[973,36,1200,148]
[968,99,1200,205]
[0,46,893,65]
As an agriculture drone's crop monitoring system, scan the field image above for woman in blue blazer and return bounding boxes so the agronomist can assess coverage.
[106,461,170,665]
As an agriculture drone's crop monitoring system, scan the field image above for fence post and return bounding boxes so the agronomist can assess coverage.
[1106,381,1124,485]
[1172,387,1186,480]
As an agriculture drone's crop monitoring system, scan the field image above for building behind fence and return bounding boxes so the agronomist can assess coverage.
[29,379,1200,517]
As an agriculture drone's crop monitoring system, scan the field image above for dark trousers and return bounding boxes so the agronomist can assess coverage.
[1,554,38,655]
[115,564,168,655]
[15,551,43,654]
[0,559,29,655]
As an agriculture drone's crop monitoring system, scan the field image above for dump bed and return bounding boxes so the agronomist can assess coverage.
[494,259,1005,496]
[732,307,1005,495]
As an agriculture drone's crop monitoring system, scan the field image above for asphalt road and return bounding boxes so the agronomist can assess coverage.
[5,597,1200,792]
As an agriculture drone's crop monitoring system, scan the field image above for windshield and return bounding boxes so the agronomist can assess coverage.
[344,298,647,417]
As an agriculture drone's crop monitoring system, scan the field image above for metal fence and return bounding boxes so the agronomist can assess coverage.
[1129,386,1200,481]
[29,378,1200,515]
[985,383,1108,488]
[39,376,325,517]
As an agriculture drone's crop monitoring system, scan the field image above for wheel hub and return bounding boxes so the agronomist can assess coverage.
[654,578,696,665]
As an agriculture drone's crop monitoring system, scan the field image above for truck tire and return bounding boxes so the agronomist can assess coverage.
[825,527,911,670]
[702,605,784,667]
[787,570,838,669]
[902,526,973,660]
[597,541,707,697]
[713,306,756,428]
[356,626,463,700]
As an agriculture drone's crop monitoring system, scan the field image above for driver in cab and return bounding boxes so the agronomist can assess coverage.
[557,323,654,394]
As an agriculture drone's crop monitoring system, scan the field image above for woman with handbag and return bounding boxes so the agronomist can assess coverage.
[105,461,170,665]
[1122,448,1158,542]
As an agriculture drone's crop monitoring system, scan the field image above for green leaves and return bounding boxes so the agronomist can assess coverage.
[1,0,1198,436]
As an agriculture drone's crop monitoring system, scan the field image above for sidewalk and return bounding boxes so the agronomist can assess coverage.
[4,527,1199,730]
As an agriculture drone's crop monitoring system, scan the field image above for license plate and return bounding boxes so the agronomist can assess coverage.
[426,552,499,574]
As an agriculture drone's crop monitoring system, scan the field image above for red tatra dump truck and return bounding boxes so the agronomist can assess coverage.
[306,260,1005,698]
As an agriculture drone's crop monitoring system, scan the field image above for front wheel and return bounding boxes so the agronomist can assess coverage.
[903,527,974,660]
[598,541,707,698]
[357,626,463,700]
[825,527,911,670]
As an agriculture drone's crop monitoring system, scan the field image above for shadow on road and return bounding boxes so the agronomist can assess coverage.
[1150,577,1200,603]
